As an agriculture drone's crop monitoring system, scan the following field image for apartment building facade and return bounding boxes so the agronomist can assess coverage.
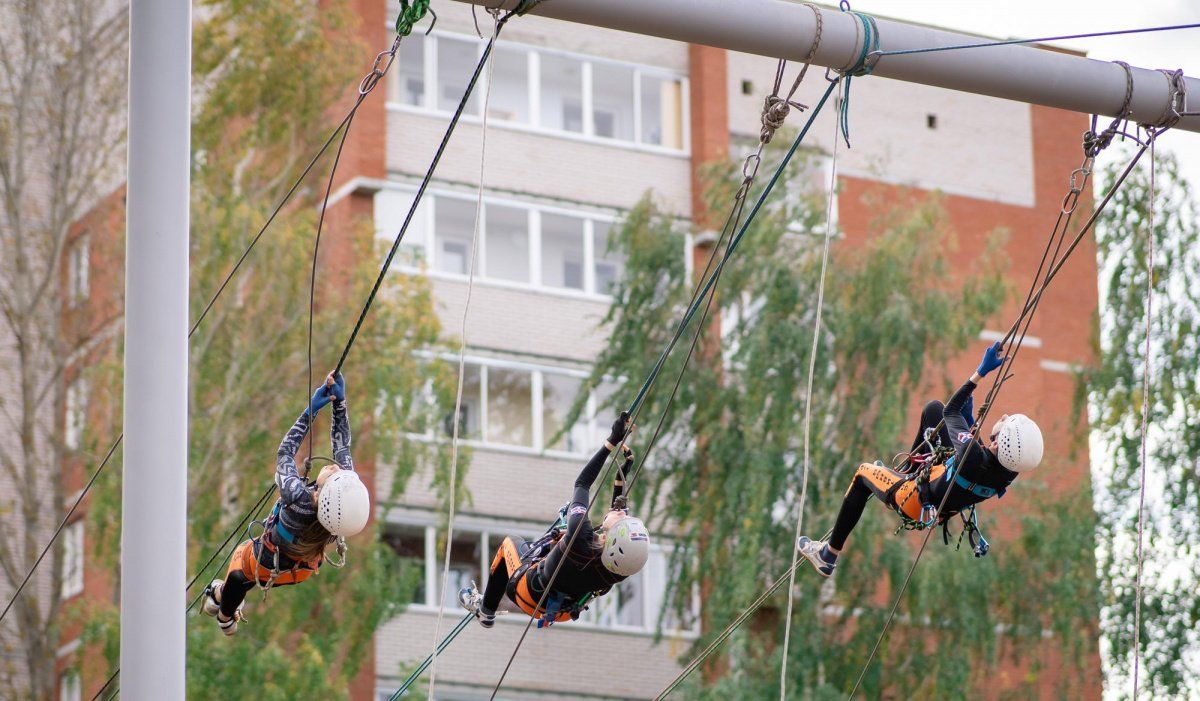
[41,1,1102,699]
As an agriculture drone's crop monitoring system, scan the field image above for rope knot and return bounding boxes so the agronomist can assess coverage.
[760,95,794,143]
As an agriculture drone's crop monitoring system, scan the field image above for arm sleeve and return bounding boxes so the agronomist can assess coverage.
[330,399,354,471]
[943,379,982,464]
[275,411,313,506]
[561,445,613,552]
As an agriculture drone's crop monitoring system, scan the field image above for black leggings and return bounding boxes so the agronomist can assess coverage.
[220,571,255,618]
[828,401,951,550]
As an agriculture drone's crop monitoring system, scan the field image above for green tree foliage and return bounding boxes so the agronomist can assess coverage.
[584,137,1101,698]
[1084,149,1200,699]
[84,2,457,698]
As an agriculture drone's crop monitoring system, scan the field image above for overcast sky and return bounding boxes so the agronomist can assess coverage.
[847,0,1200,191]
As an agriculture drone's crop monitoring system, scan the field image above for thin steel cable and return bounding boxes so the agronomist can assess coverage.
[90,667,119,701]
[1132,130,1157,700]
[332,8,521,374]
[846,141,1151,699]
[427,13,499,696]
[0,93,368,631]
[487,77,840,701]
[869,22,1200,60]
[305,97,359,465]
[780,92,842,700]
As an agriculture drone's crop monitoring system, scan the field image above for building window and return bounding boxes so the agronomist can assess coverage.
[592,220,624,296]
[59,671,81,701]
[540,213,585,291]
[66,236,89,308]
[382,524,698,636]
[488,45,531,124]
[65,379,87,451]
[437,36,482,115]
[390,32,687,152]
[394,32,426,107]
[61,520,84,600]
[592,63,635,141]
[437,359,600,456]
[639,74,685,149]
[376,187,623,298]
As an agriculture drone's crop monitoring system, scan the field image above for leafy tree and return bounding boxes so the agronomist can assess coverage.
[584,137,1102,698]
[83,1,458,698]
[0,2,126,696]
[1083,149,1200,699]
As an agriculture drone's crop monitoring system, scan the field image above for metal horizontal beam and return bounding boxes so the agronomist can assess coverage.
[456,0,1199,134]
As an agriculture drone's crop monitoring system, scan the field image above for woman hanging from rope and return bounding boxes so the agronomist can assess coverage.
[796,342,1044,577]
[458,412,650,628]
[201,371,371,636]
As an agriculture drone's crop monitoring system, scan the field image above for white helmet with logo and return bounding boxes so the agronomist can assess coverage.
[318,470,371,536]
[601,516,650,577]
[994,414,1044,473]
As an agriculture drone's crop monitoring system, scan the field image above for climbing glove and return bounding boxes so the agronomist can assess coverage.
[607,411,632,448]
[308,382,334,415]
[327,371,346,403]
[977,341,1005,377]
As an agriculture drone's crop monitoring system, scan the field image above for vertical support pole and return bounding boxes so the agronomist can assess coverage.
[122,1,191,698]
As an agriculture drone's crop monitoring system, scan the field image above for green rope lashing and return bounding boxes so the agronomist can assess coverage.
[837,4,879,148]
[395,0,430,37]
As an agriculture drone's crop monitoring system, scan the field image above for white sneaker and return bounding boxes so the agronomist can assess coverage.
[201,579,223,617]
[217,612,239,637]
[458,583,494,629]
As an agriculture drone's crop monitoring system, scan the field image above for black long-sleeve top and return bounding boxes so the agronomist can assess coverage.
[936,379,1019,512]
[272,399,354,545]
[530,445,630,602]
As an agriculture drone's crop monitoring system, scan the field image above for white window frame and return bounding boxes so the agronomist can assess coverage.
[387,28,690,157]
[61,520,84,600]
[67,235,89,308]
[65,379,87,451]
[386,519,700,638]
[59,670,81,701]
[376,184,623,302]
[413,354,600,459]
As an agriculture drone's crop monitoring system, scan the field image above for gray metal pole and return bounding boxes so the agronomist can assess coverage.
[456,0,1198,133]
[122,0,190,698]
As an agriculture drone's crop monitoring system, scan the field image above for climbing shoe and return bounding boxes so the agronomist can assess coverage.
[796,536,837,578]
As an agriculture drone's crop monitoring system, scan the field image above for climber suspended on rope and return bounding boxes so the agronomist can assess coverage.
[458,412,649,629]
[796,341,1045,577]
[201,371,371,636]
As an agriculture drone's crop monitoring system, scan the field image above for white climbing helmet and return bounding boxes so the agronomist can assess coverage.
[318,470,371,537]
[993,414,1044,473]
[601,516,650,577]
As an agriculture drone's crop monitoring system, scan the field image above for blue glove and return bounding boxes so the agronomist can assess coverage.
[308,383,333,415]
[328,372,346,403]
[961,395,976,428]
[977,341,1005,377]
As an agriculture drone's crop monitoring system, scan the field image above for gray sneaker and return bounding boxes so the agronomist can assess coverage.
[796,536,837,578]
